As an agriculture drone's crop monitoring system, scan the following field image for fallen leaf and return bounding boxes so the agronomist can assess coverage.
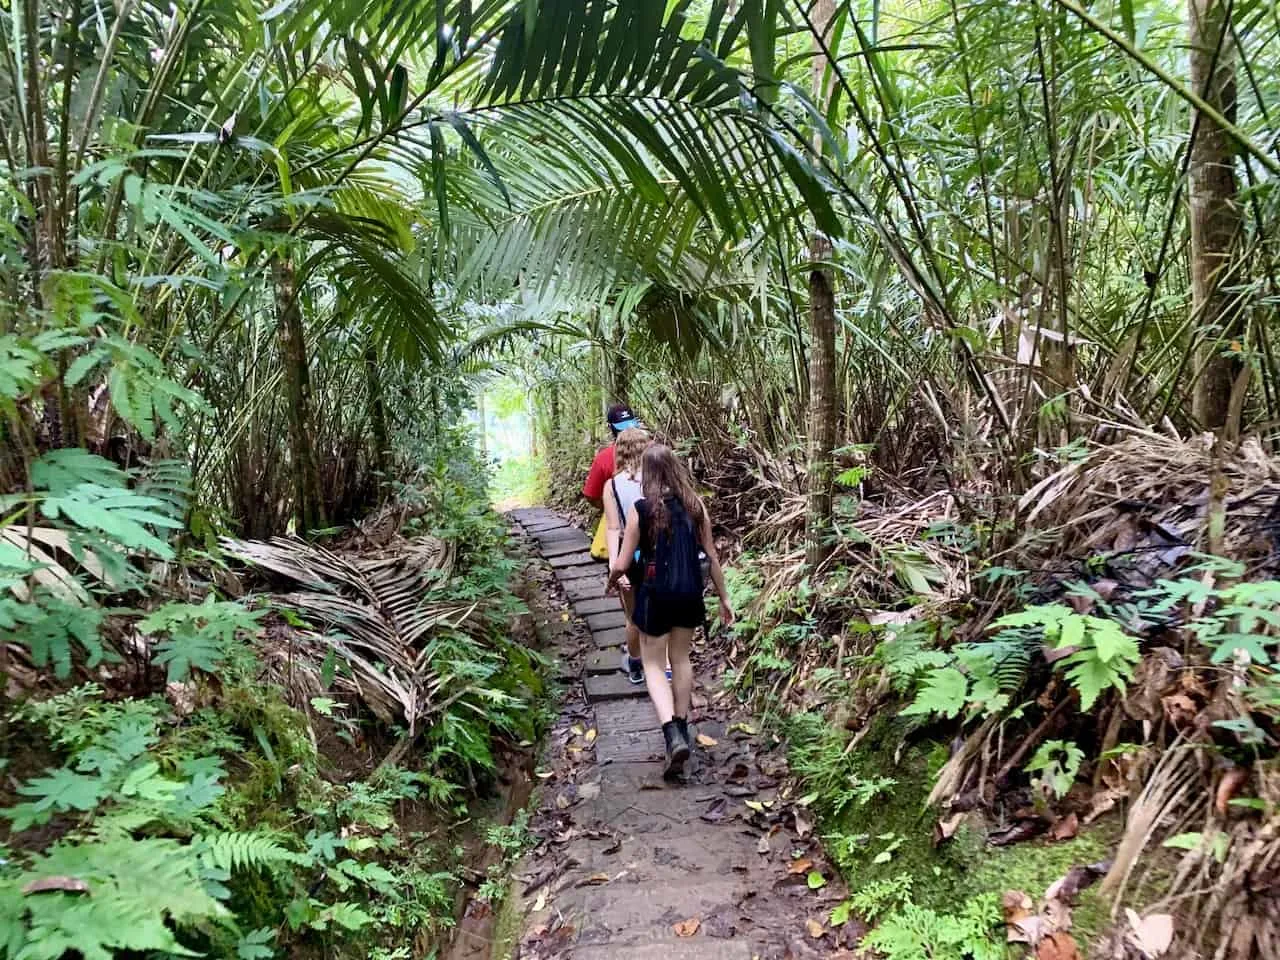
[577,873,611,887]
[935,811,965,844]
[1036,930,1080,960]
[1045,861,1111,903]
[1216,766,1249,816]
[22,876,89,896]
[570,724,585,737]
[1049,813,1079,842]
[729,722,758,736]
[584,728,598,744]
[787,858,814,875]
[701,798,729,823]
[989,819,1045,846]
[757,835,771,855]
[1003,890,1033,925]
[806,871,827,890]
[1125,910,1174,958]
[1043,897,1072,933]
[805,918,826,939]
[673,918,701,937]
[794,809,813,839]
[696,733,719,747]
[535,770,554,779]
[532,890,548,911]
[1009,915,1048,945]
[561,613,570,621]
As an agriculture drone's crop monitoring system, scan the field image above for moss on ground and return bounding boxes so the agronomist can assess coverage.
[788,711,1124,951]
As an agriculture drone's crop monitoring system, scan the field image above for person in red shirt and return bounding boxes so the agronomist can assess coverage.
[584,404,644,680]
[582,403,640,508]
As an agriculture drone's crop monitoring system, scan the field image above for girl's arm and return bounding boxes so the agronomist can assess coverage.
[602,478,622,568]
[698,505,734,625]
[609,505,641,584]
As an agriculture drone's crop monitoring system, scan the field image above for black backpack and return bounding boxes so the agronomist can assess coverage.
[641,497,704,597]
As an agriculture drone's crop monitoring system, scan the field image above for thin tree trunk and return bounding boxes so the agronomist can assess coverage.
[272,258,325,536]
[365,344,389,497]
[805,0,837,573]
[1188,0,1244,430]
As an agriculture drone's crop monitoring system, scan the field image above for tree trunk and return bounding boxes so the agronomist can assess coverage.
[365,344,389,497]
[805,0,837,573]
[1188,0,1244,431]
[272,258,325,536]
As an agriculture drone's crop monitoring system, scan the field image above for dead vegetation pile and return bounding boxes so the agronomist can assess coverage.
[699,429,1280,960]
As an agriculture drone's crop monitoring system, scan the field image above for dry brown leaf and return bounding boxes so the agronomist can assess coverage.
[696,733,718,747]
[1216,766,1249,816]
[1125,910,1174,957]
[935,811,965,843]
[1002,890,1034,925]
[584,728,598,744]
[1009,916,1049,945]
[579,873,611,886]
[1036,930,1080,960]
[532,890,548,912]
[22,876,90,896]
[787,858,814,875]
[1049,813,1079,842]
[806,918,826,939]
[673,918,701,937]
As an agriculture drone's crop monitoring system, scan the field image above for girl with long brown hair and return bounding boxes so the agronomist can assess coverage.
[602,427,651,684]
[608,444,733,777]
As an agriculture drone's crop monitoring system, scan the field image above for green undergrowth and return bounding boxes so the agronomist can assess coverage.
[783,710,1120,955]
[0,446,554,960]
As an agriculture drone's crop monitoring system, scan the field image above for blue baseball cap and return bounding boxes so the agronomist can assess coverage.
[607,404,639,432]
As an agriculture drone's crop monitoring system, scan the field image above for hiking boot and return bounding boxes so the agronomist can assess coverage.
[661,720,690,779]
[674,716,691,747]
[620,652,644,685]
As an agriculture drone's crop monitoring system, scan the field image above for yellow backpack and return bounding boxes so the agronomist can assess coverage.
[589,514,609,560]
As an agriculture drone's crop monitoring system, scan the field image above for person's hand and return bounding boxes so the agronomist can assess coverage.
[718,597,734,627]
[616,576,632,593]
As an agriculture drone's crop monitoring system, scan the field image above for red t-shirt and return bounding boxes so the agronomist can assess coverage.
[583,445,615,500]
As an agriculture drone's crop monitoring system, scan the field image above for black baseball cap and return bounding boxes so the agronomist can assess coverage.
[607,404,639,433]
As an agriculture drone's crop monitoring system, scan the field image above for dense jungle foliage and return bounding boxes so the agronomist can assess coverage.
[2,0,1278,957]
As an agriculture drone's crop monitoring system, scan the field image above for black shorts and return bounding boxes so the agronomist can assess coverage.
[631,588,705,637]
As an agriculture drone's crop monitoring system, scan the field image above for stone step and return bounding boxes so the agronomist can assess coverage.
[547,550,597,569]
[534,526,590,544]
[510,507,559,523]
[586,650,624,675]
[552,880,749,949]
[585,673,648,702]
[568,942,754,960]
[555,563,602,582]
[564,578,608,602]
[594,730,663,764]
[543,539,595,558]
[574,596,618,616]
[586,610,628,631]
[592,626,628,649]
[524,519,569,532]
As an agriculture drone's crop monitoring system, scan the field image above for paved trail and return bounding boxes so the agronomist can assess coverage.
[506,508,853,960]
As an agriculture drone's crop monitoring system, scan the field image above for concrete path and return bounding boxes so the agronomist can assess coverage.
[507,508,852,960]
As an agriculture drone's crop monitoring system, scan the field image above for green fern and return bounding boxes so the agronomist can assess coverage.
[860,893,1003,960]
[195,831,304,873]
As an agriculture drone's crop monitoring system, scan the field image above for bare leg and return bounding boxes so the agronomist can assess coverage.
[667,627,694,719]
[639,630,674,724]
[620,590,641,659]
